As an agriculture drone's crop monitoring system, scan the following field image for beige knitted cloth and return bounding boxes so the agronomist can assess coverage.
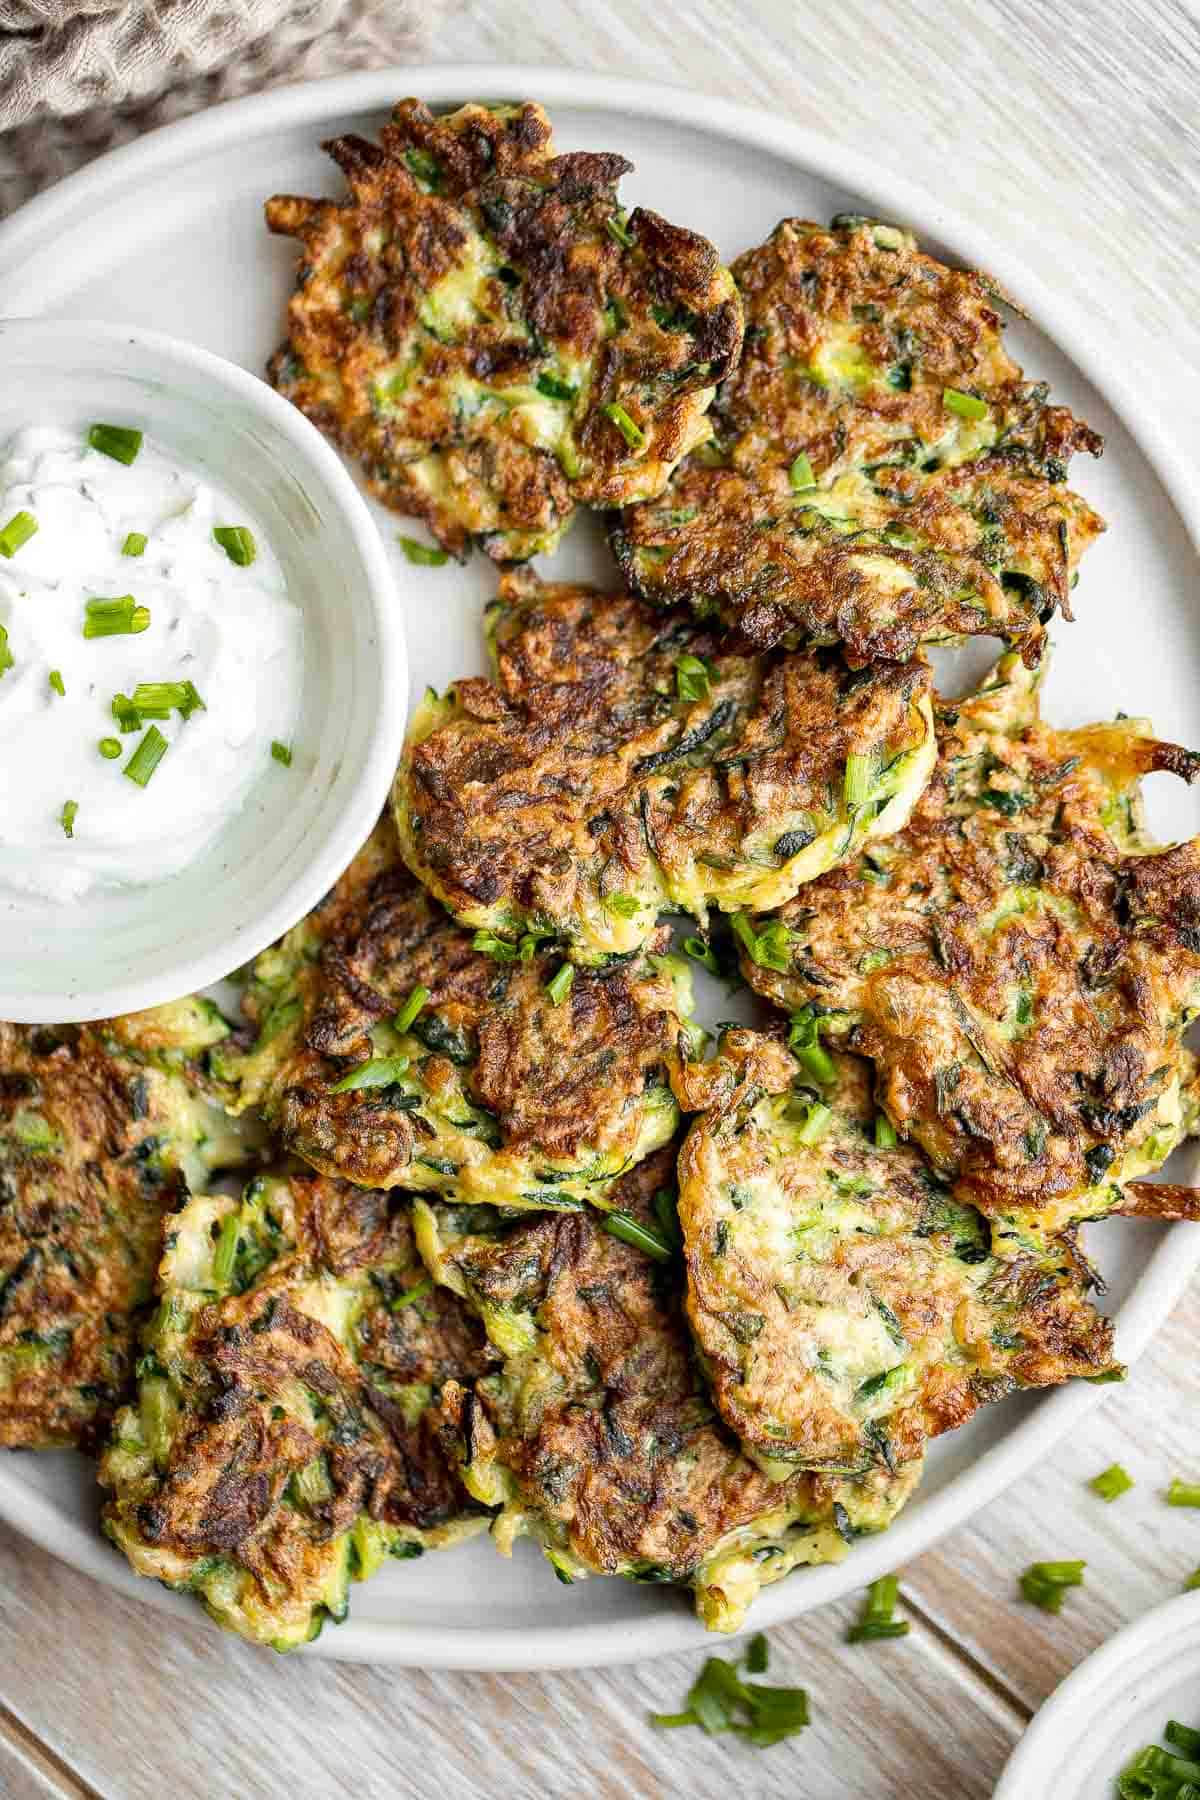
[0,0,435,216]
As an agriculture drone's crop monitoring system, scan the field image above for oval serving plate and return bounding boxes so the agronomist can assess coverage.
[0,66,1198,1669]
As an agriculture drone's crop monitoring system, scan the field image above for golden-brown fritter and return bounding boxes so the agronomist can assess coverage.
[417,1147,921,1634]
[266,99,742,561]
[675,1033,1117,1476]
[215,814,690,1209]
[394,568,936,964]
[613,216,1104,663]
[0,1006,255,1451]
[101,1171,495,1648]
[737,654,1200,1248]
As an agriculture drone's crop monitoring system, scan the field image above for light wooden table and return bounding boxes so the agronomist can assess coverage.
[1,2,1198,1794]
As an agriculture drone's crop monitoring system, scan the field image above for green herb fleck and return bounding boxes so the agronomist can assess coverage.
[398,535,449,567]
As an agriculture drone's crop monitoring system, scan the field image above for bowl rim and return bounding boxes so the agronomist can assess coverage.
[0,315,406,1022]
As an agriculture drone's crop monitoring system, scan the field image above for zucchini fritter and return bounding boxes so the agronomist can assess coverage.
[101,1171,494,1650]
[395,569,936,964]
[613,216,1104,663]
[266,100,742,561]
[737,655,1200,1247]
[417,1148,921,1635]
[0,1003,255,1450]
[216,815,689,1209]
[675,1033,1117,1477]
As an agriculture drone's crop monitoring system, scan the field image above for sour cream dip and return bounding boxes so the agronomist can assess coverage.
[0,425,303,903]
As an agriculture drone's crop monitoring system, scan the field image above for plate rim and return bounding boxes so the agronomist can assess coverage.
[1,61,1198,1671]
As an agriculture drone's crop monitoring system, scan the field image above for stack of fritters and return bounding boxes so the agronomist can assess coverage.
[12,99,1198,1652]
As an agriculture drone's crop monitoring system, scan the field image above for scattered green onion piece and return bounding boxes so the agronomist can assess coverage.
[1089,1462,1134,1503]
[649,1711,698,1730]
[874,1114,898,1149]
[1168,1724,1200,1760]
[603,892,640,918]
[112,693,141,733]
[732,911,795,973]
[652,1187,682,1251]
[1168,1480,1200,1508]
[788,452,815,491]
[212,524,257,566]
[1018,1559,1085,1612]
[1185,1570,1200,1592]
[178,680,205,719]
[88,423,143,464]
[83,595,150,638]
[210,1212,241,1287]
[675,653,712,702]
[0,626,11,679]
[394,986,430,1035]
[59,799,78,839]
[546,963,574,1007]
[942,387,989,422]
[848,1621,911,1642]
[603,1209,673,1263]
[121,531,148,557]
[128,681,205,721]
[98,738,122,760]
[536,372,577,402]
[847,1572,910,1643]
[649,1652,809,1747]
[786,1006,835,1085]
[329,1055,411,1093]
[390,1277,432,1311]
[794,1100,832,1146]
[794,1041,836,1086]
[0,510,37,557]
[601,402,647,450]
[605,210,634,248]
[270,741,293,769]
[123,725,168,788]
[682,936,720,976]
[398,535,449,567]
[48,669,65,698]
[843,750,876,810]
[744,1633,769,1675]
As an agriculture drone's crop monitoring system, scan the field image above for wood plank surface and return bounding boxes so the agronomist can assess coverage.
[0,1,1197,1795]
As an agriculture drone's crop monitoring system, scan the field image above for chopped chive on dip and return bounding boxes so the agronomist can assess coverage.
[121,531,148,557]
[1018,1559,1085,1612]
[398,535,449,566]
[98,738,122,760]
[123,724,169,788]
[131,681,205,720]
[329,1054,410,1093]
[649,1642,810,1748]
[942,387,989,422]
[393,985,430,1035]
[111,692,142,733]
[788,452,816,491]
[1167,1479,1200,1508]
[1118,1716,1200,1798]
[1089,1463,1134,1503]
[48,669,65,698]
[83,595,150,638]
[0,509,37,557]
[601,402,647,451]
[603,1209,673,1263]
[0,625,11,679]
[675,653,712,703]
[546,962,574,1007]
[88,423,143,464]
[59,799,78,839]
[271,740,293,767]
[212,524,257,565]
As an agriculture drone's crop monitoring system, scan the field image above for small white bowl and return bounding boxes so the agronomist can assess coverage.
[0,318,404,1023]
[995,1592,1200,1798]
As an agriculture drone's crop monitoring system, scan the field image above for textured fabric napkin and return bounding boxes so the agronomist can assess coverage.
[0,0,435,216]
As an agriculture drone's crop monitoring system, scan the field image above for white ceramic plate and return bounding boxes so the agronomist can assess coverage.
[0,66,1198,1670]
[995,1591,1200,1798]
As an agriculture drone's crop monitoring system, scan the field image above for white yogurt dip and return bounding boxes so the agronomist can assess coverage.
[0,425,303,903]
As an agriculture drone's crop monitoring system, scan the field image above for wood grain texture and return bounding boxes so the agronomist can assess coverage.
[0,2,1197,1796]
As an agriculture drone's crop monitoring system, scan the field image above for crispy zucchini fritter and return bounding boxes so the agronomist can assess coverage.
[417,1148,920,1634]
[675,1034,1117,1477]
[100,1171,494,1649]
[613,216,1104,663]
[737,655,1200,1247]
[0,1005,255,1450]
[395,569,936,964]
[216,816,689,1209]
[266,100,742,561]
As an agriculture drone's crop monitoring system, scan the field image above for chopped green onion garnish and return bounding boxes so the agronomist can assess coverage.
[649,1652,810,1747]
[394,986,430,1035]
[48,669,65,698]
[112,692,141,733]
[848,1621,911,1642]
[874,1114,898,1148]
[123,724,168,788]
[683,936,720,976]
[943,387,989,421]
[121,531,148,557]
[88,423,143,464]
[675,653,712,703]
[329,1055,410,1093]
[1167,1722,1200,1759]
[732,911,795,973]
[0,510,37,557]
[271,740,293,767]
[794,1100,832,1146]
[603,892,640,918]
[210,1212,241,1287]
[472,928,549,963]
[83,595,150,638]
[1018,1560,1085,1612]
[213,525,257,565]
[98,737,122,760]
[59,799,78,839]
[744,1633,769,1675]
[536,372,577,402]
[1186,1569,1200,1592]
[390,1277,432,1311]
[603,1209,673,1263]
[1167,1479,1200,1508]
[0,626,11,679]
[128,681,206,721]
[398,535,449,567]
[793,1040,836,1086]
[843,750,876,809]
[546,963,574,1007]
[602,402,647,450]
[788,453,816,491]
[605,210,634,248]
[847,1574,910,1643]
[1089,1463,1134,1503]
